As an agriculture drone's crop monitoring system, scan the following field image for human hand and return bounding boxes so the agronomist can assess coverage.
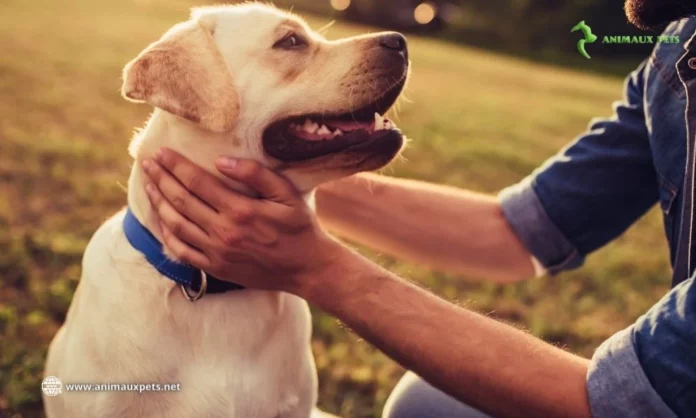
[141,148,344,294]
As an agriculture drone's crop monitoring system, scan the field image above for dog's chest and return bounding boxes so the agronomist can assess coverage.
[60,210,317,417]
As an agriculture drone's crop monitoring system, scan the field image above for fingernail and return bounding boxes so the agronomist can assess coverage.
[145,183,155,194]
[142,159,153,172]
[155,148,166,162]
[217,157,237,169]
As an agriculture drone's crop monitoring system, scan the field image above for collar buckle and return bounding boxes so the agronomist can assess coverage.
[180,270,208,302]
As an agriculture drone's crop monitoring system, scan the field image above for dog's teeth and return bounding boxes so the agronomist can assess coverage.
[374,112,385,131]
[302,119,319,134]
[334,129,343,137]
[317,125,331,135]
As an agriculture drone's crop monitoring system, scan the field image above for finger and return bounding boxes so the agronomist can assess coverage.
[160,222,211,270]
[142,159,218,230]
[145,183,211,250]
[216,157,299,205]
[258,202,309,232]
[153,148,235,212]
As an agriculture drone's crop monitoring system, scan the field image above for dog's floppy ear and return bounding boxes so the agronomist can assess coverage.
[122,20,239,133]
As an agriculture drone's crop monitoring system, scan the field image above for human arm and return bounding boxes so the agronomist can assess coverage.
[141,151,591,418]
[299,242,592,418]
[317,60,659,280]
[315,173,535,283]
[320,249,695,418]
[143,150,688,418]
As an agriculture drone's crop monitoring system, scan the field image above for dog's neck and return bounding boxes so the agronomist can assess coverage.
[126,109,316,248]
[127,110,259,242]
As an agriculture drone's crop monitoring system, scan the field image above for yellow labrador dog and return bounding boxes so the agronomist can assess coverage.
[44,4,408,417]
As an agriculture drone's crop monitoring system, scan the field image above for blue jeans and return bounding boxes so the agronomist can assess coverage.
[383,372,491,418]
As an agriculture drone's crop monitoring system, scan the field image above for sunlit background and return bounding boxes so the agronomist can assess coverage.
[326,0,444,27]
[0,0,671,417]
[282,0,655,73]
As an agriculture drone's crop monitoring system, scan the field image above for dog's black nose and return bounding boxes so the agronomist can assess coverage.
[379,32,407,56]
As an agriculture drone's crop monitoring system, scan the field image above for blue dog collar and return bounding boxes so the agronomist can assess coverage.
[123,207,244,299]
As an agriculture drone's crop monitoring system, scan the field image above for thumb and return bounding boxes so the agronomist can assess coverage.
[216,157,298,204]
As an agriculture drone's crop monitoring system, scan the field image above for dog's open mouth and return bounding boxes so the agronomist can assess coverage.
[263,79,406,162]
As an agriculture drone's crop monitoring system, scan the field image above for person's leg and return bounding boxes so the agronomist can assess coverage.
[382,372,492,418]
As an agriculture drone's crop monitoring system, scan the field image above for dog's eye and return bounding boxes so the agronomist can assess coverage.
[274,33,307,50]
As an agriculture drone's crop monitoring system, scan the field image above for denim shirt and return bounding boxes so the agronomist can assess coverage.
[499,18,696,417]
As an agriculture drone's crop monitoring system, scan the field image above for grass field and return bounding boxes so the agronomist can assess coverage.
[0,0,672,417]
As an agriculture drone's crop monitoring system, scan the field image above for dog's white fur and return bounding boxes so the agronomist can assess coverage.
[44,4,406,417]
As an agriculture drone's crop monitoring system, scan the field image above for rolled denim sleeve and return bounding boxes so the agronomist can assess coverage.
[499,60,658,274]
[587,276,696,417]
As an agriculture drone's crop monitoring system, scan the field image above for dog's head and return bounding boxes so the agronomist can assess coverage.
[122,4,409,192]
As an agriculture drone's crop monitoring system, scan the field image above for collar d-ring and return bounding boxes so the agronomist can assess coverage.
[180,270,208,302]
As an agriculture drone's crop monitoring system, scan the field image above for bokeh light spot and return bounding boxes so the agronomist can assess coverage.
[414,2,437,25]
[330,0,351,11]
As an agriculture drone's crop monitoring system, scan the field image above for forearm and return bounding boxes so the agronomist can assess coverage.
[297,244,591,418]
[316,173,534,282]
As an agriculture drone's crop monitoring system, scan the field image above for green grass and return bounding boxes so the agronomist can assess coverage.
[0,0,669,417]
